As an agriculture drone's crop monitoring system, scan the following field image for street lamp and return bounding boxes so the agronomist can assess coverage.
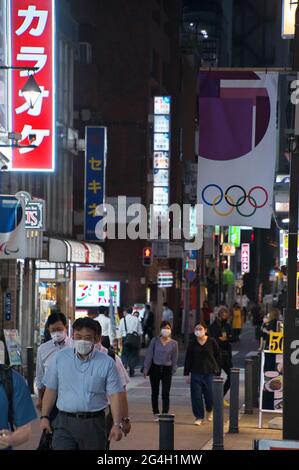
[0,65,42,108]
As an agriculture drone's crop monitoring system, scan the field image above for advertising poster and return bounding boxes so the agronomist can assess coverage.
[259,351,283,414]
[3,329,22,366]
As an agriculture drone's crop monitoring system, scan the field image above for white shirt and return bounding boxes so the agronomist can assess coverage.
[96,344,130,388]
[118,314,143,338]
[94,314,115,341]
[162,308,174,326]
[35,336,73,390]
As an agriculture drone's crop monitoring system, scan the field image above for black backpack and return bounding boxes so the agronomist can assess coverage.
[0,365,14,429]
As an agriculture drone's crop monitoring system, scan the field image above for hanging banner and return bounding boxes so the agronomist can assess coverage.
[84,126,106,241]
[241,243,250,273]
[0,195,27,259]
[10,0,56,171]
[197,71,278,228]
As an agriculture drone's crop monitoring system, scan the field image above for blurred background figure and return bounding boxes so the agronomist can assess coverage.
[232,303,243,342]
[201,300,213,327]
[141,304,155,348]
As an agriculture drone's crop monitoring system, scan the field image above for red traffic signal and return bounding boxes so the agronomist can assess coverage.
[143,247,153,266]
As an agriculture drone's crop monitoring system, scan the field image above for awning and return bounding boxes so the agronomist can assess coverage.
[48,239,104,265]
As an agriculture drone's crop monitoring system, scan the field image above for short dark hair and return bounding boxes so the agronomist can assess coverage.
[98,306,106,315]
[163,302,168,307]
[145,304,151,310]
[126,307,133,315]
[160,320,171,329]
[47,311,67,327]
[194,321,208,330]
[72,317,101,336]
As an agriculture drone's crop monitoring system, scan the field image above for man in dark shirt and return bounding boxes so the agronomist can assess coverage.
[142,305,154,347]
[209,307,234,405]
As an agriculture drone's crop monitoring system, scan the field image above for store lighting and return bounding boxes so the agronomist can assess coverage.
[21,75,42,109]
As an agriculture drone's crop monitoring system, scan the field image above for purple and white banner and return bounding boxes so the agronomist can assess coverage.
[197,71,278,228]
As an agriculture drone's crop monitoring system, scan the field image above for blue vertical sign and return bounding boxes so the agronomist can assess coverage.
[84,127,106,241]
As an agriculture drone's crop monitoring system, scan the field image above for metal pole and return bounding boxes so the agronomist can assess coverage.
[212,377,224,450]
[159,414,174,450]
[228,368,240,433]
[244,359,253,415]
[196,248,201,323]
[283,5,299,441]
[183,277,190,347]
[26,347,34,394]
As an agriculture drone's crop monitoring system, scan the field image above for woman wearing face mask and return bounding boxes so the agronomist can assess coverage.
[143,321,178,421]
[184,322,220,426]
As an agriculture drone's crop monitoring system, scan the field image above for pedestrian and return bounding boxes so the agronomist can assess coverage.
[36,311,73,415]
[231,303,243,342]
[162,302,174,327]
[241,294,249,322]
[184,321,220,426]
[201,300,213,326]
[94,306,114,349]
[209,306,233,407]
[0,364,37,449]
[40,317,126,450]
[142,304,155,347]
[143,321,178,421]
[119,307,143,377]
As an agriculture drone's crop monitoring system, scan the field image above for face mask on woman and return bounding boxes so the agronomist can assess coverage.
[194,330,206,338]
[74,340,94,355]
[161,329,171,337]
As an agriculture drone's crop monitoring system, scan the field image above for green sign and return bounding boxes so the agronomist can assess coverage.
[229,226,241,247]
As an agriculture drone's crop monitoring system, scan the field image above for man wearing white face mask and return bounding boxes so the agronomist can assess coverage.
[41,317,125,450]
[143,321,178,421]
[35,310,73,413]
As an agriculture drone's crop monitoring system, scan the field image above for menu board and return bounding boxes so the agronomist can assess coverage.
[153,187,169,205]
[153,169,169,187]
[154,115,170,133]
[154,96,171,115]
[260,351,283,413]
[154,133,170,151]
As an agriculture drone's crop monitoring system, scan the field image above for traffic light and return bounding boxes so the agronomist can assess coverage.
[142,247,153,266]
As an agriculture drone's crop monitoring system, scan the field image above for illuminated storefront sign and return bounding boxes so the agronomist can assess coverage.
[10,0,56,171]
[76,281,120,307]
[241,243,250,273]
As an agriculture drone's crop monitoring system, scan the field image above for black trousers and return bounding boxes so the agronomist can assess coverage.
[149,364,172,414]
[221,352,233,397]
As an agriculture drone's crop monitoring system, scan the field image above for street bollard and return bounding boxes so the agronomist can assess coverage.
[159,414,175,450]
[245,358,254,414]
[26,347,34,394]
[245,351,260,408]
[228,368,240,433]
[212,377,224,450]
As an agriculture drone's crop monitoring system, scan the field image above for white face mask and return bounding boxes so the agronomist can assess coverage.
[161,329,171,337]
[74,340,94,356]
[51,331,66,343]
[195,330,206,338]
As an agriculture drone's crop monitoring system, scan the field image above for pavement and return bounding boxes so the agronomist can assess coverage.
[17,323,282,451]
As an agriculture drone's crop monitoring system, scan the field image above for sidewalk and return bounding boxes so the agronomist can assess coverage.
[18,369,282,451]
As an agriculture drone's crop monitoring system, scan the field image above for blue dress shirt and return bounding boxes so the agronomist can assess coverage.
[44,347,124,412]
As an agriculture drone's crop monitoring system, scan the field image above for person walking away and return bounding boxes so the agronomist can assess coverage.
[143,321,178,421]
[118,308,142,377]
[162,303,174,327]
[142,304,155,347]
[94,306,115,349]
[209,307,233,407]
[0,365,37,449]
[241,294,249,323]
[201,301,213,327]
[184,321,220,425]
[40,317,126,450]
[232,303,243,342]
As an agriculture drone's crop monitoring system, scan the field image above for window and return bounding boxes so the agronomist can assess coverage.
[78,42,92,65]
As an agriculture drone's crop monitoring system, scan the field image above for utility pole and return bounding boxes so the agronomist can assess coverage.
[283,4,299,441]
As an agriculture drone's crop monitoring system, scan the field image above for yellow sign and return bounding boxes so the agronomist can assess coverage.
[282,0,296,39]
[269,332,284,354]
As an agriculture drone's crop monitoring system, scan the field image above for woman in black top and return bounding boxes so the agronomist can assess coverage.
[184,321,220,426]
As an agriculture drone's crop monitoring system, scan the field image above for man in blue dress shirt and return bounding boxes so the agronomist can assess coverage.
[0,366,37,449]
[40,317,126,450]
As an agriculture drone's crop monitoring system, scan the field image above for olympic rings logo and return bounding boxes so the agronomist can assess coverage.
[201,184,268,217]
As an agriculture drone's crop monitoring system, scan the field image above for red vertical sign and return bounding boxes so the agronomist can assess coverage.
[10,0,55,171]
[241,243,250,273]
